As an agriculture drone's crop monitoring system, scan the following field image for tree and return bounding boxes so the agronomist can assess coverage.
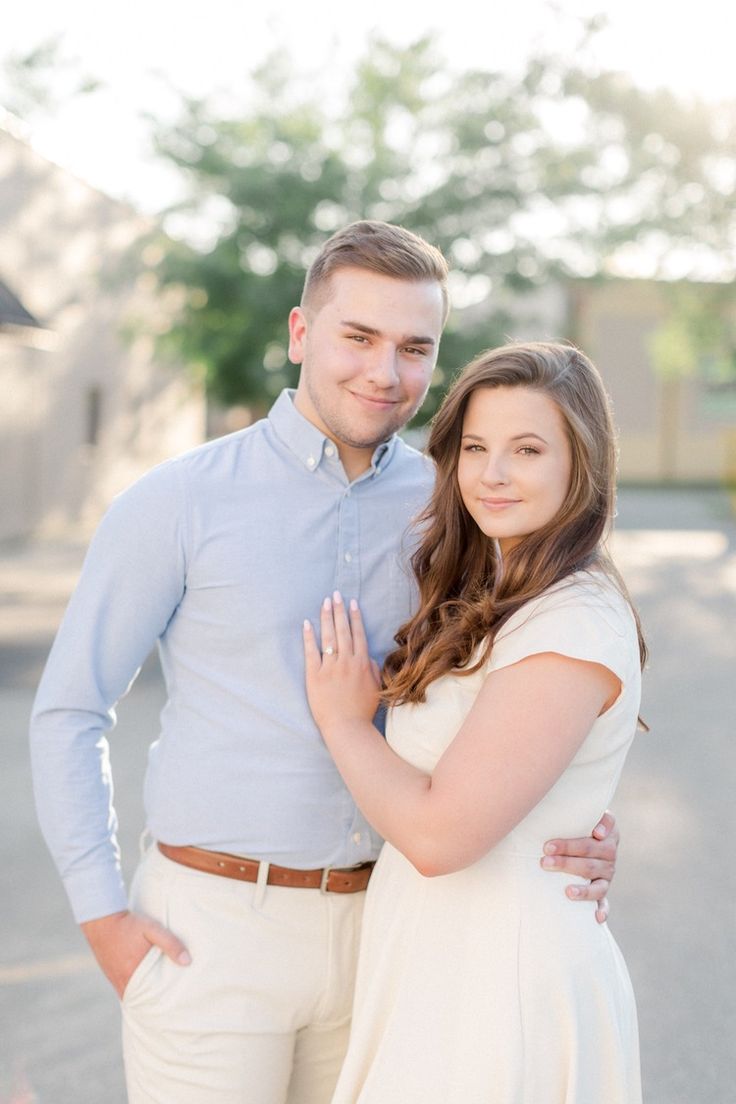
[141,26,736,417]
[0,36,101,120]
[648,283,736,478]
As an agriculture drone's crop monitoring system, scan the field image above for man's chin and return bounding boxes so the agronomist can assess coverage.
[340,433,394,452]
[333,417,406,452]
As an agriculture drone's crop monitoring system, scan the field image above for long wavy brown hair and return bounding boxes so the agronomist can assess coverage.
[383,341,647,705]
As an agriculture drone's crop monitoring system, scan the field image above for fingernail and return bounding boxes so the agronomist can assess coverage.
[177,951,192,966]
[323,597,331,610]
[593,825,607,838]
[350,598,358,612]
[333,590,343,604]
[303,620,311,631]
[568,886,581,898]
[541,856,557,869]
[544,842,558,855]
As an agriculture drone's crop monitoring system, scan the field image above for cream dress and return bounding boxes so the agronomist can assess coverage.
[331,572,642,1104]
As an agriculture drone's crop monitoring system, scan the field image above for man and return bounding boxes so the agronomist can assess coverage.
[31,222,619,1104]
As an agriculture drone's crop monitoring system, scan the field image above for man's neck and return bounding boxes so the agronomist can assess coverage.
[291,388,382,482]
[339,444,376,482]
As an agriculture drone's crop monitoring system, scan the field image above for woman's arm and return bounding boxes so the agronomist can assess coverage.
[304,593,619,878]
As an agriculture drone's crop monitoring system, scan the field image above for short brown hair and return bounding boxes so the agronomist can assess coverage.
[302,220,450,323]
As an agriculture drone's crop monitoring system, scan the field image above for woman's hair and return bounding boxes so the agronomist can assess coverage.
[301,220,450,323]
[382,340,647,705]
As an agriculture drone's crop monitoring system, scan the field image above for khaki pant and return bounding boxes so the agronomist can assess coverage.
[122,845,365,1104]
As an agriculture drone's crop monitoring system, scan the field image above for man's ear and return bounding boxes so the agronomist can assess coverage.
[288,306,307,364]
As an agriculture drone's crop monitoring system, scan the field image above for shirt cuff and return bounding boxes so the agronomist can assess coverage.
[63,862,130,924]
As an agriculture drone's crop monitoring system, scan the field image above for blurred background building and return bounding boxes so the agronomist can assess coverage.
[570,279,736,483]
[0,120,205,542]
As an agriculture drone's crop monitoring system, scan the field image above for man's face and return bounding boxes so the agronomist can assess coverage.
[290,267,445,463]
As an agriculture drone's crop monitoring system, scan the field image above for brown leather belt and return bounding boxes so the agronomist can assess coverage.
[157,842,375,894]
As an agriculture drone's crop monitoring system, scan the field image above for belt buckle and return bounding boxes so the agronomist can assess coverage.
[319,865,334,894]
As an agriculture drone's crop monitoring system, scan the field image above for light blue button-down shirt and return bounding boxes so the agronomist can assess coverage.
[30,390,435,922]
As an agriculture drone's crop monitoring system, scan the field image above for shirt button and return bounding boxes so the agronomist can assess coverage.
[306,456,316,469]
[344,552,352,563]
[352,832,362,844]
[325,444,335,457]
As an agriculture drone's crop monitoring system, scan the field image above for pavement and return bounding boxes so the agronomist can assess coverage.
[1,487,734,1103]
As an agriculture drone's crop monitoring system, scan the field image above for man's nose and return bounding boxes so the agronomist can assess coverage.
[365,347,401,388]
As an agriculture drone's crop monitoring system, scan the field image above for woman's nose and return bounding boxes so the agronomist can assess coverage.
[479,455,508,485]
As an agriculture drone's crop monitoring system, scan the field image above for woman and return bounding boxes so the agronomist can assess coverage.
[303,342,645,1103]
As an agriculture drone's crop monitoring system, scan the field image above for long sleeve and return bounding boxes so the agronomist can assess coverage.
[29,461,188,922]
[30,394,433,924]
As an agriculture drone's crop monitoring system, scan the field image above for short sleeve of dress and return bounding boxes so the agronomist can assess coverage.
[487,574,637,689]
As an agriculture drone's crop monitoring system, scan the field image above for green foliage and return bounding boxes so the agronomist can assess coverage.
[0,36,102,119]
[145,27,736,417]
[649,284,736,382]
[648,315,698,380]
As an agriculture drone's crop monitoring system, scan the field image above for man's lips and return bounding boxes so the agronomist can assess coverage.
[348,391,401,410]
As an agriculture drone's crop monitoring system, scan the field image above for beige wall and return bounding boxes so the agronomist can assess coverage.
[569,279,736,483]
[0,122,205,540]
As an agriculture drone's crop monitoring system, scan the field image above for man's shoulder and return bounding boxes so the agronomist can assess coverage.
[389,435,435,487]
[139,419,270,487]
[169,419,270,472]
[109,420,270,514]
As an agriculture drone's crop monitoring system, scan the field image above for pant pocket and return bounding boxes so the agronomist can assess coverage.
[122,944,164,1005]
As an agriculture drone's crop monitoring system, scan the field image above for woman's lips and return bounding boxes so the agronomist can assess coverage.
[479,498,521,509]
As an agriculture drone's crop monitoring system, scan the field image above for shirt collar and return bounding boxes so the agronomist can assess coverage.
[268,389,399,477]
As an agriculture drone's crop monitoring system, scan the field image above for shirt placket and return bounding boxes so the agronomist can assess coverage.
[334,470,384,865]
[335,485,361,599]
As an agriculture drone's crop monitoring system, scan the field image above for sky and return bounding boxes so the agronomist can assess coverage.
[3,0,736,213]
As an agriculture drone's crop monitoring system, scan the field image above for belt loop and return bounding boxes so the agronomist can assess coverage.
[253,861,270,910]
[320,866,334,895]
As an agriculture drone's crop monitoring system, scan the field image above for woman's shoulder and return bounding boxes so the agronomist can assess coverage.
[488,568,639,679]
[506,569,633,632]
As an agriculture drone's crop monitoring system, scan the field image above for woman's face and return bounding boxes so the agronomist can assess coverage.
[456,385,573,553]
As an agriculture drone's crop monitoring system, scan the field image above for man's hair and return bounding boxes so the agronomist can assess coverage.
[301,220,450,323]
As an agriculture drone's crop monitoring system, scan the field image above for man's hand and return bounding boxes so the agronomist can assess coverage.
[81,909,191,998]
[541,810,619,924]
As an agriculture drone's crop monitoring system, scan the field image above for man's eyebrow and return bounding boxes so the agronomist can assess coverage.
[340,320,436,346]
